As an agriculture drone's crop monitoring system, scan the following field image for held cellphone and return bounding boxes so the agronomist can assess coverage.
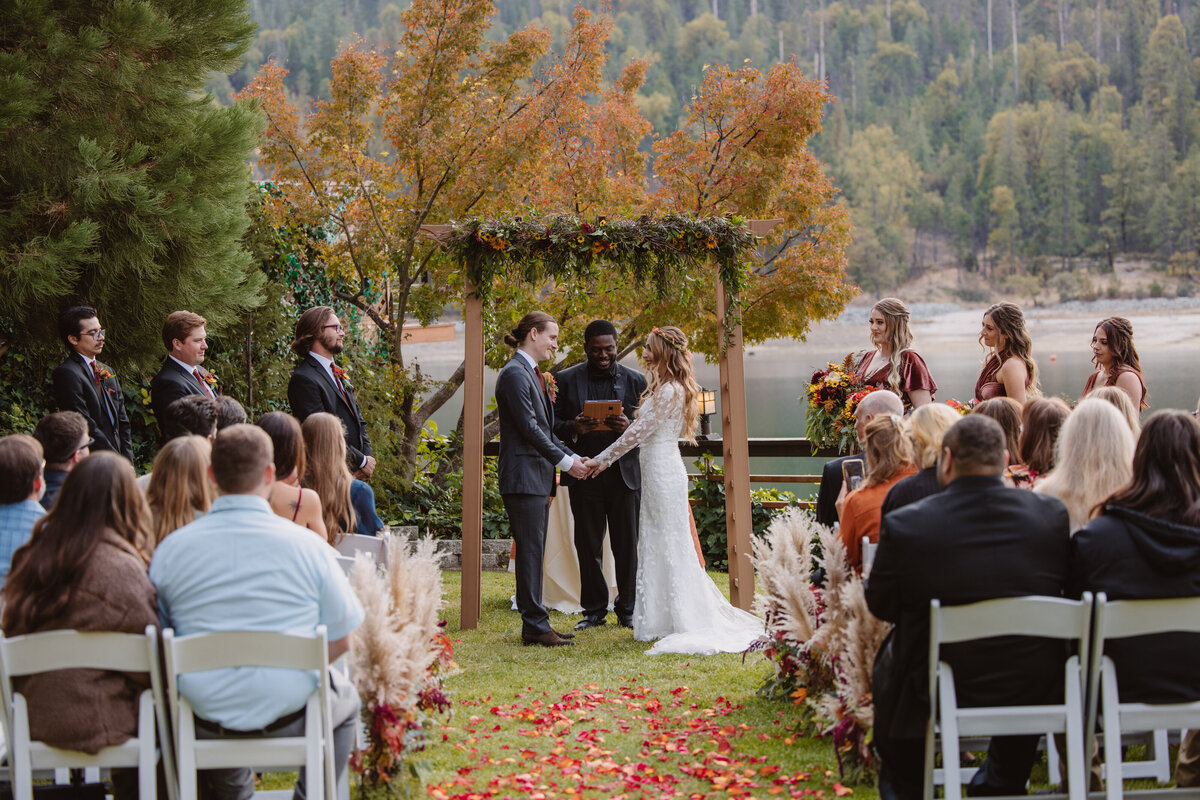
[842,458,866,492]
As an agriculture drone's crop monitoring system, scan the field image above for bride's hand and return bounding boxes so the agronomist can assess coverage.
[586,460,608,478]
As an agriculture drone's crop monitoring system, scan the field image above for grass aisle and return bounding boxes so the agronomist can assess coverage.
[421,570,877,799]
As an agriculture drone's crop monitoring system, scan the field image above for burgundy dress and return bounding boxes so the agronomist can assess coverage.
[1082,367,1148,410]
[854,349,938,407]
[974,356,1005,402]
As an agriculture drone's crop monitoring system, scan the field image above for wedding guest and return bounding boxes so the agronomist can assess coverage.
[975,302,1038,405]
[881,402,961,515]
[150,311,220,438]
[2,451,156,799]
[0,435,45,586]
[552,319,647,630]
[52,305,133,460]
[838,414,917,572]
[1089,385,1141,436]
[1067,410,1200,785]
[136,395,220,491]
[146,436,215,547]
[258,411,327,540]
[815,390,905,527]
[32,411,90,510]
[1036,399,1135,533]
[302,413,357,544]
[971,397,1027,486]
[1018,397,1071,487]
[1080,316,1148,410]
[853,297,936,408]
[215,395,247,430]
[287,307,374,479]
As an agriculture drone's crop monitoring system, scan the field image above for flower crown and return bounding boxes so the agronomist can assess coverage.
[651,326,687,351]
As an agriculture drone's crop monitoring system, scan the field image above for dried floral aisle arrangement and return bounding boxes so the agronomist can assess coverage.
[752,511,892,783]
[348,533,458,798]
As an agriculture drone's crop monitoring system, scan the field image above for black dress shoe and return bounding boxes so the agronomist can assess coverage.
[617,616,634,629]
[522,630,575,647]
[552,628,576,640]
[574,617,607,631]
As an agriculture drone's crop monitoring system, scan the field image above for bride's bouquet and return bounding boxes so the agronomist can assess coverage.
[803,354,877,453]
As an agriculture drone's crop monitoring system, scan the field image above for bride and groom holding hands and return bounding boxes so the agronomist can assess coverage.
[495,312,762,653]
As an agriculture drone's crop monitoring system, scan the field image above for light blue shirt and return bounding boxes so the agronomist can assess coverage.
[149,494,364,730]
[0,500,44,586]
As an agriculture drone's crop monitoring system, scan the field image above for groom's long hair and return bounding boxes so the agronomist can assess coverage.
[641,326,701,444]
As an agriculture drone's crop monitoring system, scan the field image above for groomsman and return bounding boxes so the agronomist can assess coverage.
[287,307,375,478]
[553,320,646,630]
[150,310,220,437]
[52,306,133,461]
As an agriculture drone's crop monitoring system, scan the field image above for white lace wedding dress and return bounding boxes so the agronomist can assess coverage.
[594,381,764,655]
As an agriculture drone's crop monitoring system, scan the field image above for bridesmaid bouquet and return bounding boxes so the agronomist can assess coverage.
[803,354,877,453]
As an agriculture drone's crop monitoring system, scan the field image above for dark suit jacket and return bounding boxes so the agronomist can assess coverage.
[552,361,646,491]
[494,354,571,497]
[816,454,858,527]
[1069,505,1200,704]
[149,358,219,437]
[865,475,1071,739]
[287,356,372,471]
[52,354,133,461]
[880,466,941,516]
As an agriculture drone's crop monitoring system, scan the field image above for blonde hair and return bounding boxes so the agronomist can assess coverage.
[146,436,214,546]
[872,298,914,395]
[301,413,355,544]
[1089,385,1141,437]
[862,414,914,488]
[1036,399,1135,531]
[642,326,701,443]
[907,403,962,468]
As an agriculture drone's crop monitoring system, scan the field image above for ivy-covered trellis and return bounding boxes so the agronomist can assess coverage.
[423,214,779,629]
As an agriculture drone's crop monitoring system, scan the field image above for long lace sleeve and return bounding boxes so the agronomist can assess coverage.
[594,383,680,468]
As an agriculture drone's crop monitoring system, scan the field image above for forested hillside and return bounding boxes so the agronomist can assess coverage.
[213,0,1200,295]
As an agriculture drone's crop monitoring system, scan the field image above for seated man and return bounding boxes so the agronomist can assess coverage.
[814,389,904,527]
[150,424,364,800]
[32,411,91,510]
[866,414,1071,800]
[0,435,46,585]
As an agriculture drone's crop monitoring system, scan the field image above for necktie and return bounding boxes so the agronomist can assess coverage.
[332,365,350,406]
[193,369,213,398]
[536,368,547,395]
[91,361,115,425]
[90,361,103,388]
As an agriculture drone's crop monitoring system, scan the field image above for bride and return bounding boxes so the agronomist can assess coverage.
[587,326,763,655]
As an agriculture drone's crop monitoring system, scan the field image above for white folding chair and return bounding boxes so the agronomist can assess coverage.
[334,533,387,565]
[861,536,878,568]
[1086,594,1200,800]
[0,625,176,800]
[162,626,336,800]
[924,594,1092,800]
[335,555,356,576]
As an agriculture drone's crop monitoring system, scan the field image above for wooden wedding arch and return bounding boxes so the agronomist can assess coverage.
[421,216,780,629]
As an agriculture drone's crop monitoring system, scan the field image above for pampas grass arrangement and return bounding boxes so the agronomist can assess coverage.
[348,532,456,797]
[752,510,892,783]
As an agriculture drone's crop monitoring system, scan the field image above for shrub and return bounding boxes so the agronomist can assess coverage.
[688,455,798,570]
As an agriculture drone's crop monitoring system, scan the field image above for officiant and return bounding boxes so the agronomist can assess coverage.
[554,320,648,631]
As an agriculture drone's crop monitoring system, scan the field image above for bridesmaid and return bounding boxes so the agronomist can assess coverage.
[1081,316,1148,411]
[854,297,936,408]
[975,301,1039,405]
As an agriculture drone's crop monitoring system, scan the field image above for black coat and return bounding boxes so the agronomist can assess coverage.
[881,466,942,516]
[52,354,133,461]
[816,454,856,527]
[865,475,1071,739]
[552,361,646,491]
[287,356,372,471]
[494,354,571,497]
[1069,505,1200,704]
[149,358,219,437]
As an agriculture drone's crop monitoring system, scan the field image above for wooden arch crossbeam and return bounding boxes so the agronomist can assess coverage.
[420,218,781,629]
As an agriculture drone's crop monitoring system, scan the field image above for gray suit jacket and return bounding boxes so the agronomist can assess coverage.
[494,354,571,497]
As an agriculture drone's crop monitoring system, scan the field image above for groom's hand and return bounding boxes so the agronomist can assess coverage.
[567,458,590,479]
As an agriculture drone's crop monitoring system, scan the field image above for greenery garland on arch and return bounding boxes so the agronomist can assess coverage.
[444,214,759,340]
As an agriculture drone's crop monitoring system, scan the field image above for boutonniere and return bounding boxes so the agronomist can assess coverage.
[96,364,115,381]
[200,370,220,392]
[332,365,354,391]
[542,371,557,402]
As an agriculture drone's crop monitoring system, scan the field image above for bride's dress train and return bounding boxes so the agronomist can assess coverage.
[594,382,763,655]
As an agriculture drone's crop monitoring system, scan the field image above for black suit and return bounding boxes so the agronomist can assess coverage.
[495,353,573,637]
[287,356,372,472]
[150,358,219,437]
[816,454,857,527]
[866,476,1071,800]
[553,361,647,621]
[52,353,133,461]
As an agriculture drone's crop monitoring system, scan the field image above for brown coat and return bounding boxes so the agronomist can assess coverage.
[14,530,157,754]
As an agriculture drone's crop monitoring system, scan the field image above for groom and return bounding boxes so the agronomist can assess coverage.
[495,311,589,647]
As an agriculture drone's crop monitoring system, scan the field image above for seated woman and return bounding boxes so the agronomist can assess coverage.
[1036,399,1135,533]
[838,414,917,572]
[854,297,937,408]
[971,397,1027,487]
[882,402,961,515]
[257,411,327,540]
[301,412,357,545]
[145,435,214,546]
[2,452,157,800]
[975,302,1039,405]
[1017,397,1071,488]
[1089,384,1141,437]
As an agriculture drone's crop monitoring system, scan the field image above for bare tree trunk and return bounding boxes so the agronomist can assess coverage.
[1011,0,1020,101]
[779,26,784,61]
[819,0,826,81]
[987,0,994,69]
[751,0,758,16]
[850,57,857,118]
[713,0,719,18]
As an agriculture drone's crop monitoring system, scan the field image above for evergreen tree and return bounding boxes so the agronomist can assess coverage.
[0,0,264,368]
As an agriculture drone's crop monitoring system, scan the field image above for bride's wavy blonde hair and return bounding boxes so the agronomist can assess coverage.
[641,326,701,443]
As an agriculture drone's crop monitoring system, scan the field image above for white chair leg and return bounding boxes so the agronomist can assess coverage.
[178,703,198,800]
[1102,666,1122,800]
[1064,659,1086,800]
[138,690,156,799]
[939,665,964,800]
[1047,733,1062,785]
[1148,729,1170,784]
[13,696,34,800]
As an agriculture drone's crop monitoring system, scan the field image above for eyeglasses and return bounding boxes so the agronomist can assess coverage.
[80,329,105,339]
[323,324,346,334]
[77,438,94,454]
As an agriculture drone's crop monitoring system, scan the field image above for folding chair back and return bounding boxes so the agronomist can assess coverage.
[861,536,878,568]
[1086,594,1200,800]
[0,626,175,800]
[162,626,336,800]
[334,533,387,564]
[924,594,1093,800]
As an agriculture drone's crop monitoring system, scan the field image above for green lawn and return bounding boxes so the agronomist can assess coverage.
[415,569,874,799]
